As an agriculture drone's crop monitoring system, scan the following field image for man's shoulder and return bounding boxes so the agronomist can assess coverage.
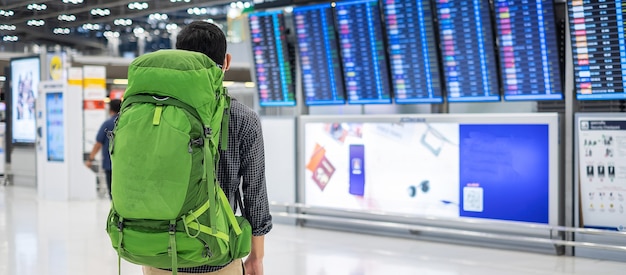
[103,115,117,128]
[229,99,259,121]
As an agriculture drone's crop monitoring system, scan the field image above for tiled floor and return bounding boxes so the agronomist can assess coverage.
[1,185,625,275]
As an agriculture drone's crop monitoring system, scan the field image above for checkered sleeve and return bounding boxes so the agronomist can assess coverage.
[239,111,273,236]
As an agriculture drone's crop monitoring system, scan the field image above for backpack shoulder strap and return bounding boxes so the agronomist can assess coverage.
[220,89,231,151]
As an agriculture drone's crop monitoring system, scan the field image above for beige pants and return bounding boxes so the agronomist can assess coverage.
[143,259,244,275]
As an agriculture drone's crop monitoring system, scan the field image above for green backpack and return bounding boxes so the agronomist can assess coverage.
[105,50,251,274]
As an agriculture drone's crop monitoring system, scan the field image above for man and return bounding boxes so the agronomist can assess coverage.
[141,21,272,275]
[86,99,121,200]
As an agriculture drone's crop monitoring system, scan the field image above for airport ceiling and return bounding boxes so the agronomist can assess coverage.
[0,0,244,51]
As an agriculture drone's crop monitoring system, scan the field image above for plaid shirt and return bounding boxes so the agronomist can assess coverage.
[176,99,273,273]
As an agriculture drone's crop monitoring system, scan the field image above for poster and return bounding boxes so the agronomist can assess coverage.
[577,117,626,231]
[10,57,40,143]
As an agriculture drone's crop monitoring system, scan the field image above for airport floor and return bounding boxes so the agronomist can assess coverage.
[1,185,625,275]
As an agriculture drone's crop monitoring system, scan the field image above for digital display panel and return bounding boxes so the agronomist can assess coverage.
[335,0,392,104]
[495,0,563,101]
[249,10,296,106]
[46,92,64,162]
[569,1,626,100]
[302,118,556,225]
[435,0,500,102]
[384,0,443,104]
[294,4,346,105]
[10,56,40,144]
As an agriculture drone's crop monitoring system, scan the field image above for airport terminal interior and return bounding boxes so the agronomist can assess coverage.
[2,0,626,274]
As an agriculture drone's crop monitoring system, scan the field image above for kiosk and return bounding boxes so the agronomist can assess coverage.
[36,80,97,200]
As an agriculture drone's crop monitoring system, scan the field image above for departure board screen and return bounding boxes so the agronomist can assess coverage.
[384,0,443,104]
[294,4,346,105]
[569,0,626,100]
[249,10,296,106]
[436,0,500,102]
[495,0,563,101]
[336,0,392,104]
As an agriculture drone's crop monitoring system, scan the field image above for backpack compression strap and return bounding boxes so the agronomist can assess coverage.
[120,94,203,123]
[220,89,231,151]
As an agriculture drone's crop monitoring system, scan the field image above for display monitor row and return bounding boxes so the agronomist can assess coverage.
[249,0,566,106]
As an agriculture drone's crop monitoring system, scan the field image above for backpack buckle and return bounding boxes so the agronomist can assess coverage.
[169,224,176,234]
[204,127,212,137]
[117,221,124,231]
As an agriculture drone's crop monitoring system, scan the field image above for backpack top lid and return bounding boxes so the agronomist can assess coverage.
[125,49,225,126]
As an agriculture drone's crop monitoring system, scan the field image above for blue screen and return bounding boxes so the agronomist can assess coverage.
[249,10,296,106]
[384,0,443,104]
[495,0,563,101]
[294,4,346,105]
[569,1,626,100]
[336,0,392,104]
[435,0,500,102]
[46,92,64,162]
[459,124,549,224]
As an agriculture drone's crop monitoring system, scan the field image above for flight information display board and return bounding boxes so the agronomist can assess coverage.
[569,0,626,100]
[248,10,296,106]
[335,0,392,104]
[436,0,500,102]
[294,4,346,105]
[384,0,443,104]
[495,0,563,101]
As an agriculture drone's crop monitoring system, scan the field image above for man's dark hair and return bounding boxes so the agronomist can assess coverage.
[109,99,121,113]
[176,21,227,66]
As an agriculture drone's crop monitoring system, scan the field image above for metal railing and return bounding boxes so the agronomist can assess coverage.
[269,202,626,254]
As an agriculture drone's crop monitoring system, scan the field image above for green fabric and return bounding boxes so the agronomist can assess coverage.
[106,49,251,270]
[124,49,225,148]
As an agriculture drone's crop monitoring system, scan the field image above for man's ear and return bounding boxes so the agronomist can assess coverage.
[223,53,232,72]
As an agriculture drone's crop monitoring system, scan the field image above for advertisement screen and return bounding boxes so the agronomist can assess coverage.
[46,93,64,162]
[10,56,40,144]
[577,115,626,231]
[303,120,552,224]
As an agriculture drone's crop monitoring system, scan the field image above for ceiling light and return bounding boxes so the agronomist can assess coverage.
[27,4,47,11]
[128,2,149,10]
[104,31,120,38]
[53,28,71,35]
[0,24,16,31]
[0,10,14,17]
[62,0,84,4]
[133,27,145,37]
[82,23,101,30]
[148,13,169,21]
[114,19,133,26]
[187,7,209,15]
[58,14,76,21]
[166,23,178,33]
[90,8,110,16]
[2,35,18,42]
[27,19,45,26]
[171,0,191,2]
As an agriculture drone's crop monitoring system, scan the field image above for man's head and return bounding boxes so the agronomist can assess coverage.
[109,99,121,115]
[176,21,231,72]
